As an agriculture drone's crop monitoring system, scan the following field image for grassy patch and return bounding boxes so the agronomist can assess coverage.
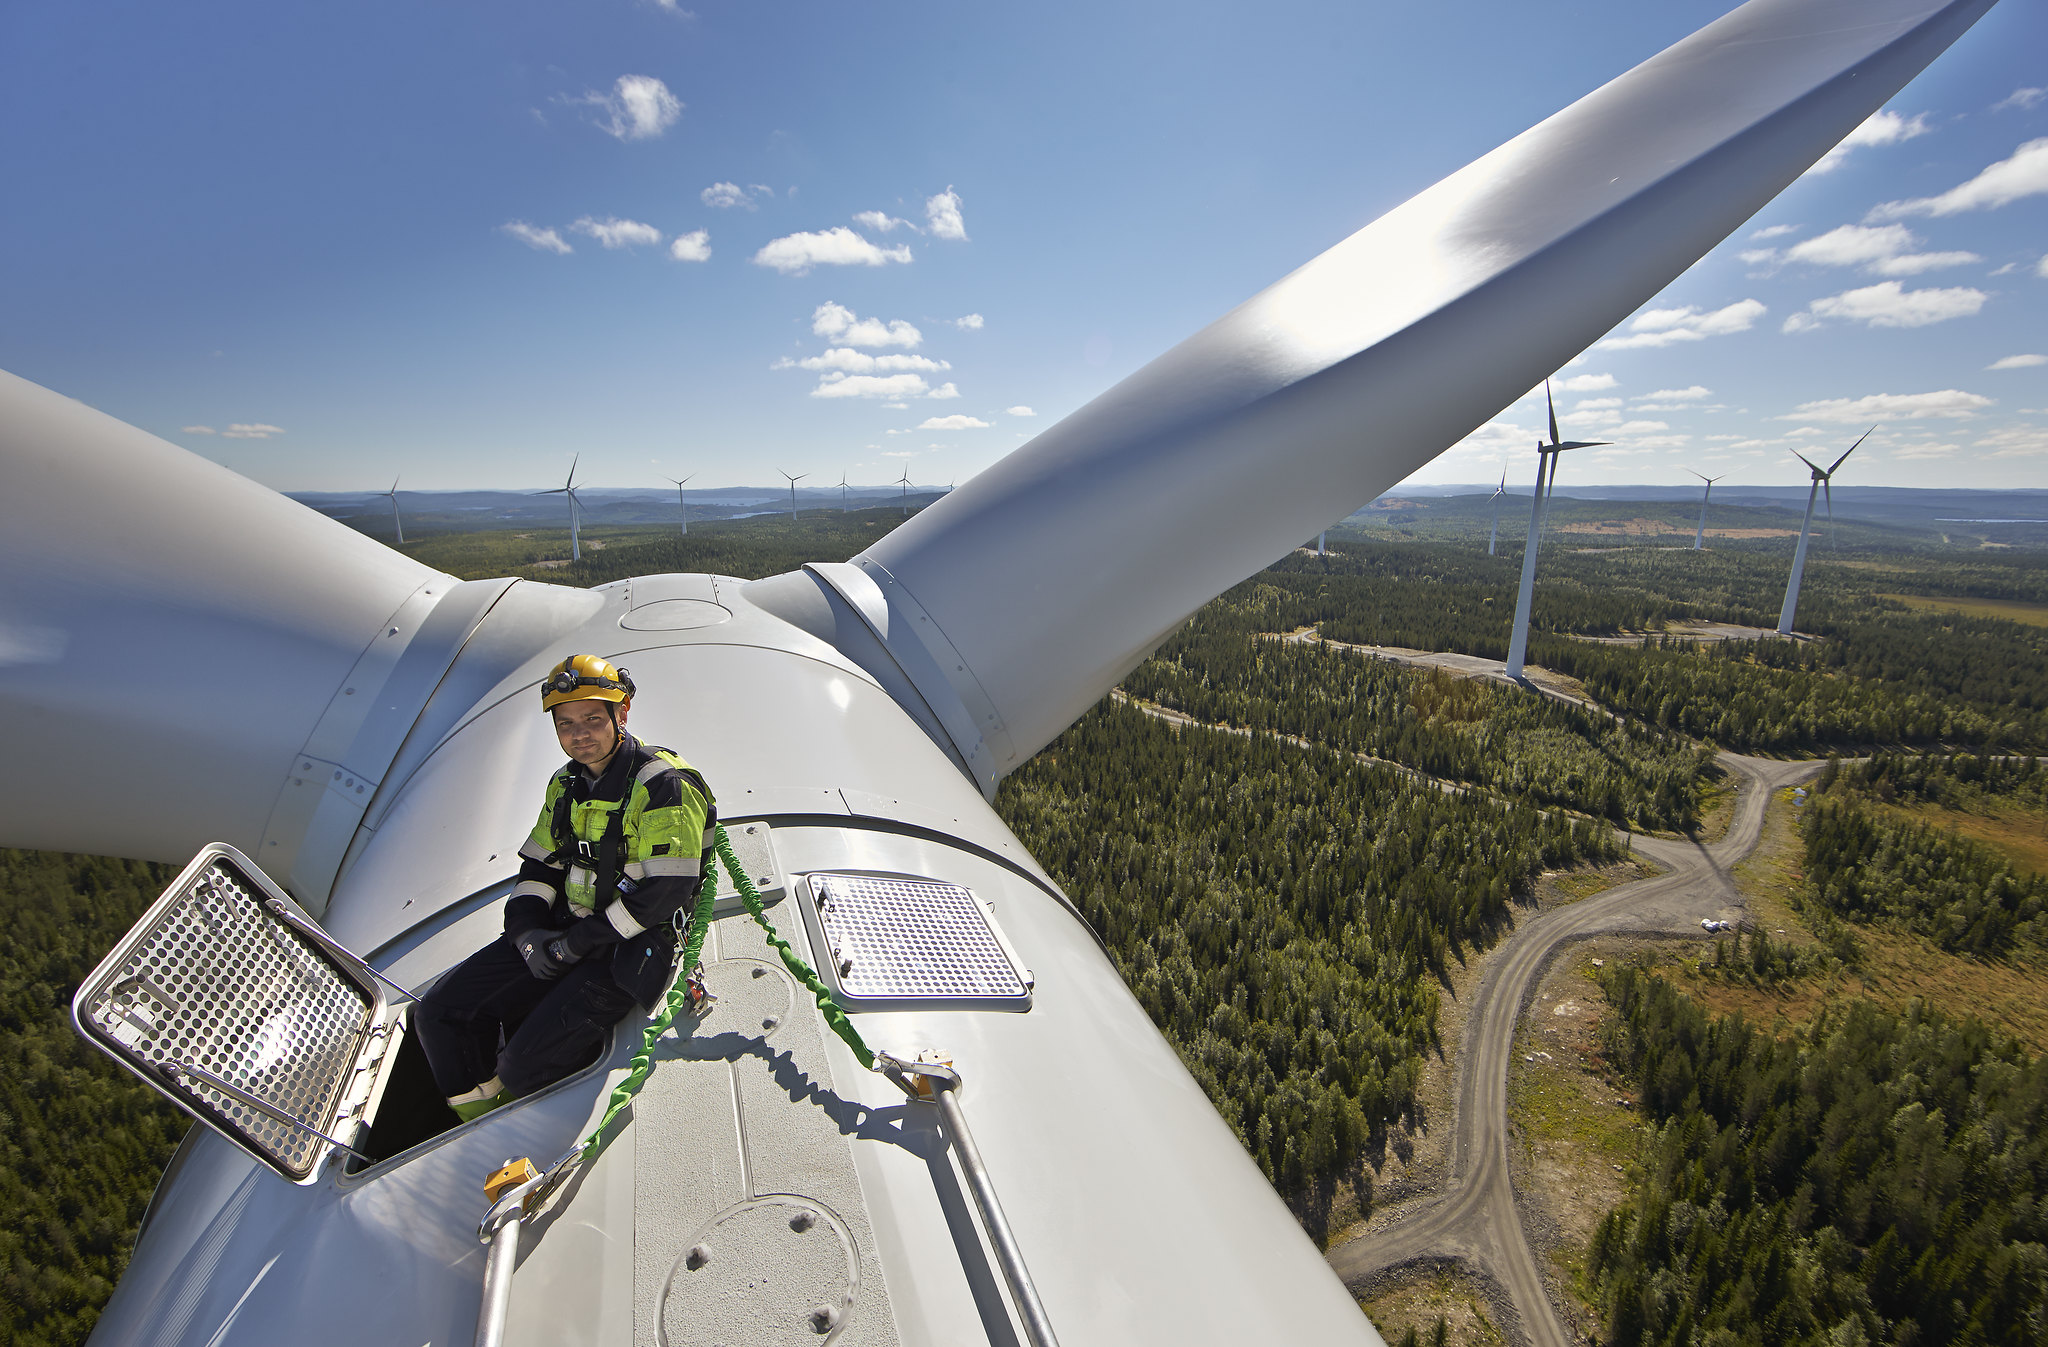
[1359,1267,1508,1347]
[1874,796,2048,878]
[1507,954,1647,1322]
[1690,783,2048,1053]
[1538,857,1661,907]
[1881,591,2048,628]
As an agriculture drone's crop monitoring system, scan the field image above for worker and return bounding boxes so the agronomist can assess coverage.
[415,654,716,1122]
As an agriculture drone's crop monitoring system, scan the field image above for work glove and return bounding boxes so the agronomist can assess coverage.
[503,892,553,937]
[513,927,579,981]
[560,914,621,960]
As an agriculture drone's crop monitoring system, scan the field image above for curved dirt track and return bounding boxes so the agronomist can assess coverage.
[1326,752,1826,1346]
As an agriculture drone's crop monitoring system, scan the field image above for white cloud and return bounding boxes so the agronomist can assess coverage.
[927,382,962,400]
[572,216,662,249]
[572,74,683,141]
[1575,397,1624,410]
[501,221,572,254]
[1750,224,1800,240]
[796,348,949,374]
[669,229,711,262]
[811,302,922,348]
[1782,281,1987,331]
[1890,441,1961,460]
[954,313,984,330]
[925,187,967,241]
[1641,385,1712,402]
[1981,425,2048,457]
[1602,298,1765,349]
[1782,390,1993,423]
[181,425,216,435]
[1006,405,1036,417]
[1989,354,2048,370]
[919,415,990,430]
[222,423,285,439]
[1554,373,1616,392]
[1808,109,1932,175]
[753,228,913,275]
[1868,138,2048,220]
[701,182,759,210]
[2038,253,2048,279]
[1774,223,1980,276]
[812,373,931,400]
[853,210,913,233]
[1994,88,2046,112]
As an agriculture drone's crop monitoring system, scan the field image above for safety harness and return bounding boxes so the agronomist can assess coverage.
[543,739,712,919]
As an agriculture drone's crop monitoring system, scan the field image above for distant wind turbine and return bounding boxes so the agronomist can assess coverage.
[537,455,585,561]
[780,470,807,521]
[838,473,849,513]
[1487,460,1508,556]
[1776,430,1870,636]
[668,475,693,535]
[1689,470,1723,550]
[897,470,912,516]
[380,476,404,545]
[1505,382,1609,680]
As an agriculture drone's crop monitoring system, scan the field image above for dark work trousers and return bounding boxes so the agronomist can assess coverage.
[414,936,637,1099]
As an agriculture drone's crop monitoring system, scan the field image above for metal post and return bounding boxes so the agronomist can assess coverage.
[934,1083,1062,1347]
[1777,478,1821,634]
[1504,449,1552,679]
[474,1217,521,1347]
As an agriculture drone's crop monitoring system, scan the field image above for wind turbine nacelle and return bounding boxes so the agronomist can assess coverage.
[82,568,1382,1346]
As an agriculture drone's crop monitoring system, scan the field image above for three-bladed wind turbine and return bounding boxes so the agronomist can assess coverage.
[896,469,913,515]
[1505,383,1609,679]
[668,475,692,535]
[380,477,404,545]
[838,473,849,512]
[1690,470,1723,550]
[3,4,2000,1341]
[537,454,584,561]
[1776,430,1870,635]
[780,470,807,521]
[1487,461,1508,556]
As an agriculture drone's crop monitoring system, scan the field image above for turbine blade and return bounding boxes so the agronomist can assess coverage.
[1830,426,1873,473]
[0,369,522,870]
[796,0,1995,789]
[1791,448,1822,474]
[1546,381,1561,447]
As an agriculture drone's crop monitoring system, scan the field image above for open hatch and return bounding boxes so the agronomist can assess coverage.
[73,844,406,1184]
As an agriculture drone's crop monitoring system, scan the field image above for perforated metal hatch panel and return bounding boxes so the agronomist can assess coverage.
[73,844,391,1183]
[803,873,1032,1012]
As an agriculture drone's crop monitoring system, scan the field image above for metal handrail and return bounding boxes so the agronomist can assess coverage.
[160,1060,374,1166]
[882,1055,1061,1347]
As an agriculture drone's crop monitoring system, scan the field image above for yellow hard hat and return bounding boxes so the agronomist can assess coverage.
[540,654,636,711]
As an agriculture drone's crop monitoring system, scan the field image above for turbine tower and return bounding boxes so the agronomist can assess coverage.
[1690,470,1723,550]
[1776,430,1870,636]
[538,454,584,561]
[1487,461,1508,556]
[668,474,692,535]
[897,469,912,515]
[380,476,404,545]
[838,473,849,512]
[780,470,807,521]
[1504,383,1608,679]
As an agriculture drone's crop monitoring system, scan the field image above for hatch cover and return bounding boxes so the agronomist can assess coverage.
[72,843,399,1183]
[798,873,1032,1013]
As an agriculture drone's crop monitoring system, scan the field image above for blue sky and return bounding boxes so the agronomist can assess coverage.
[3,0,2045,496]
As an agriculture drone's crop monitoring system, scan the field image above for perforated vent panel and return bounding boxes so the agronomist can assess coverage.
[75,848,381,1180]
[807,874,1031,1011]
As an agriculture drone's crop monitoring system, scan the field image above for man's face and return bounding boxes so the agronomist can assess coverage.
[551,698,626,770]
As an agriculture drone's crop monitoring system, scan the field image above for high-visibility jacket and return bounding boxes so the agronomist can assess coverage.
[509,731,716,1007]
